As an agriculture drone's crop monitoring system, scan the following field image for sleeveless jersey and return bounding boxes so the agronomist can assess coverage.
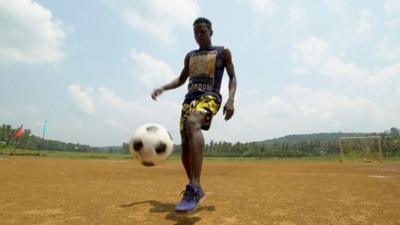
[183,46,225,104]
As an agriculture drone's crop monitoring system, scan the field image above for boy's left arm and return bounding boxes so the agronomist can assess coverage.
[223,48,237,121]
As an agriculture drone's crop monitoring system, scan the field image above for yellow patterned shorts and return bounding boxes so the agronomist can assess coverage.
[180,95,220,131]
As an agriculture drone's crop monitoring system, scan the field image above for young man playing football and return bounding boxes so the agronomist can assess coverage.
[151,17,237,213]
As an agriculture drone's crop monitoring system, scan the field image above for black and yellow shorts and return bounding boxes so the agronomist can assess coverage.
[180,95,220,131]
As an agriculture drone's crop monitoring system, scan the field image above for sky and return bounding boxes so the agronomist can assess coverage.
[1,0,400,147]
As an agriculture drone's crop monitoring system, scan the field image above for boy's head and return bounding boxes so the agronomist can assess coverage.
[193,17,213,47]
[193,17,212,31]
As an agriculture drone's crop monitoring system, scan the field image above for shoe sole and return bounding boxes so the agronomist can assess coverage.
[175,195,206,214]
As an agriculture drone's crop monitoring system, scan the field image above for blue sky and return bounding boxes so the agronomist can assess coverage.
[1,0,400,146]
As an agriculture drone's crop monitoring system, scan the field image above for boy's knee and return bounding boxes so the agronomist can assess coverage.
[185,113,203,133]
[185,118,200,132]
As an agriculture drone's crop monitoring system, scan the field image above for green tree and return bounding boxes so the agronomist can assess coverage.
[390,127,399,136]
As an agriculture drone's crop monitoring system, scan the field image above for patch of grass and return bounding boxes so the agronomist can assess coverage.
[382,156,400,163]
[1,147,399,163]
[199,155,340,162]
[0,148,131,160]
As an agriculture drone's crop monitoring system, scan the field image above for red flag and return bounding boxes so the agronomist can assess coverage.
[15,125,23,139]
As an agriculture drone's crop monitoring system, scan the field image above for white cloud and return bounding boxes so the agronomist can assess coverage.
[319,56,365,81]
[324,0,345,13]
[292,36,331,69]
[250,0,274,15]
[263,96,296,118]
[105,118,130,133]
[105,0,199,42]
[384,0,400,13]
[130,49,176,86]
[65,84,182,144]
[69,85,132,114]
[288,7,307,27]
[367,63,400,91]
[68,84,95,114]
[286,85,313,97]
[357,10,372,40]
[212,87,396,142]
[0,0,65,63]
[292,37,400,96]
[376,35,400,61]
[386,18,400,28]
[98,87,130,111]
[291,36,367,83]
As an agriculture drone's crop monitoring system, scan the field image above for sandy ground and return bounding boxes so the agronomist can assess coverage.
[0,157,399,225]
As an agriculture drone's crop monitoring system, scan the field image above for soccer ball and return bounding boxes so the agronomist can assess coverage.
[129,123,173,166]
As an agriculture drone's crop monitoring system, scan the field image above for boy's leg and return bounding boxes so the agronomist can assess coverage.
[175,117,206,213]
[185,111,206,187]
[179,112,206,187]
[180,131,191,181]
[179,104,192,182]
[175,95,219,213]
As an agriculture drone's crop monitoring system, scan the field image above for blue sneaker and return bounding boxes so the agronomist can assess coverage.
[175,184,205,213]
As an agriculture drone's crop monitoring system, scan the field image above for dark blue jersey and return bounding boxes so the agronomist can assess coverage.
[183,46,225,104]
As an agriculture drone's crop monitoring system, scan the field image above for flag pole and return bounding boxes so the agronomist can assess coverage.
[13,137,17,154]
[14,124,23,154]
[39,121,48,155]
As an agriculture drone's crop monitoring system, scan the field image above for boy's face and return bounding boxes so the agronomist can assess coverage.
[193,23,212,47]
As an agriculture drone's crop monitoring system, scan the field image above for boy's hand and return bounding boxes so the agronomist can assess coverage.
[223,99,234,121]
[151,88,164,100]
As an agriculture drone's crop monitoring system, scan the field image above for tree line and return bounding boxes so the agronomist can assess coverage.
[0,124,92,152]
[1,123,399,157]
[173,128,400,158]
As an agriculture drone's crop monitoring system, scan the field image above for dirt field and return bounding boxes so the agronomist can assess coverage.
[0,157,399,225]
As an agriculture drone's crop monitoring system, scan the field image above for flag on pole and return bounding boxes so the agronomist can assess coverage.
[15,125,23,139]
[43,121,48,136]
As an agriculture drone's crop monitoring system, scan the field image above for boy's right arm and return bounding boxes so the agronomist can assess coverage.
[151,54,190,100]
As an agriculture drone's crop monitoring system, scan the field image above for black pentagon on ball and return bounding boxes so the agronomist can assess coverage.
[142,161,155,167]
[155,141,167,154]
[167,131,173,141]
[146,125,159,133]
[133,139,143,152]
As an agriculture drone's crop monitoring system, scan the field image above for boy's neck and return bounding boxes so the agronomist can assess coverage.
[199,43,212,50]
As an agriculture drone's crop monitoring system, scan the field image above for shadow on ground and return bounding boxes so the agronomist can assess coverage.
[119,200,215,225]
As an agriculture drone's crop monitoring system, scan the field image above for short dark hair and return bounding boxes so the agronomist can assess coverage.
[193,17,212,31]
